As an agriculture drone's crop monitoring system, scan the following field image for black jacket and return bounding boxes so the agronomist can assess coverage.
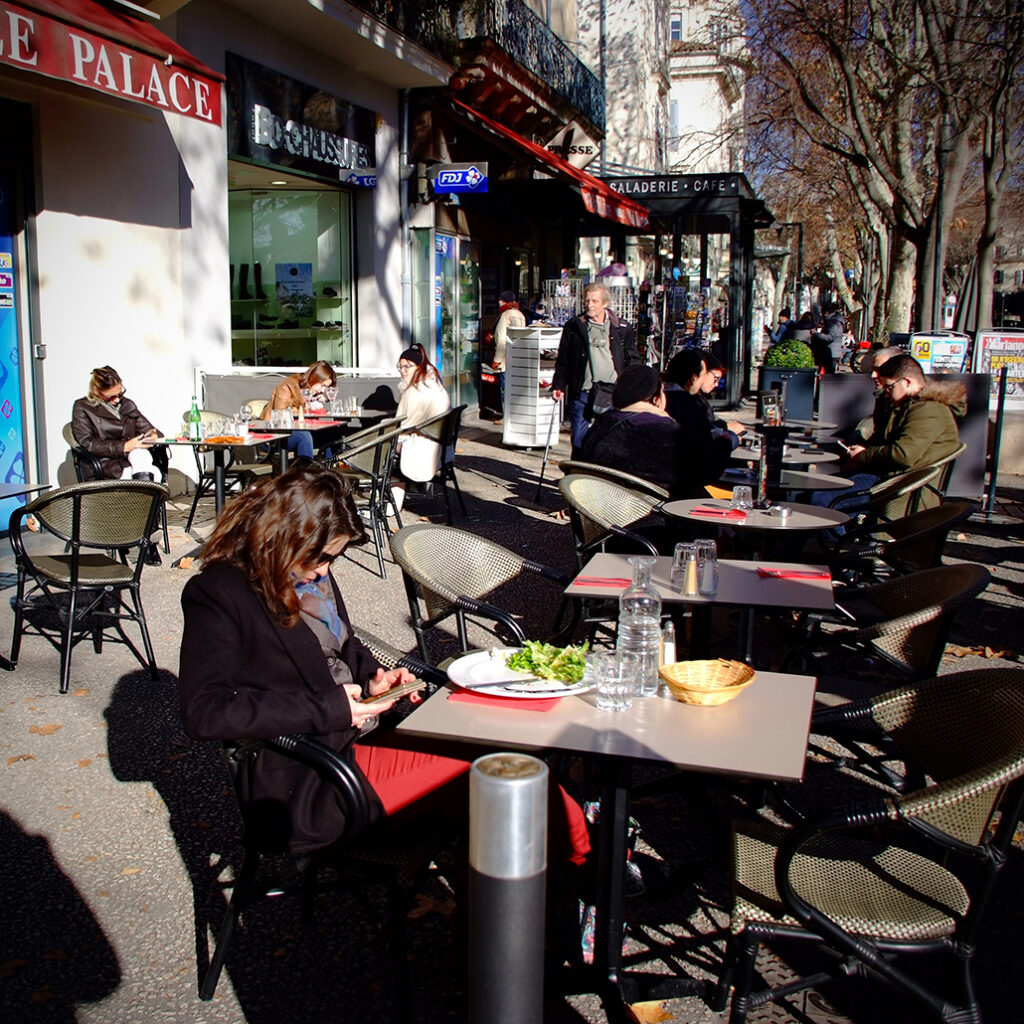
[179,563,385,854]
[71,397,159,479]
[551,311,640,407]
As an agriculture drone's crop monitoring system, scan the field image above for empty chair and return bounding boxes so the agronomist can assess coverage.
[559,460,671,502]
[9,480,166,692]
[326,427,405,578]
[183,409,273,532]
[829,500,975,585]
[390,522,576,661]
[784,562,991,695]
[558,474,664,569]
[715,668,1024,1023]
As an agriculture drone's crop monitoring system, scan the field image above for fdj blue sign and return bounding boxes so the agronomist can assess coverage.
[430,163,488,195]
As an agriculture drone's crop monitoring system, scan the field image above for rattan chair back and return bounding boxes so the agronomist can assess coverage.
[337,416,403,451]
[922,440,967,498]
[862,464,941,522]
[559,474,663,562]
[717,668,1024,1023]
[852,562,989,675]
[389,522,573,659]
[559,460,671,501]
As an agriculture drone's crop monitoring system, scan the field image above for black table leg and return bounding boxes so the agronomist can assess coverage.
[213,450,228,515]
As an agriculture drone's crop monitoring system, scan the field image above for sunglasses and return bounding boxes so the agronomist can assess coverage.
[102,387,126,403]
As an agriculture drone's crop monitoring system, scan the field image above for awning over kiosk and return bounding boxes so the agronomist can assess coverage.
[0,0,224,124]
[450,97,649,230]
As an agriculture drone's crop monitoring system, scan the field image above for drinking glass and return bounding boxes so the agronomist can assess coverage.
[238,404,253,424]
[347,394,359,414]
[325,386,338,406]
[591,651,634,712]
[696,539,719,596]
[731,485,753,510]
[299,388,312,412]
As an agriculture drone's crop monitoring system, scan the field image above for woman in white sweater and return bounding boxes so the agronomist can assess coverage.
[392,344,451,509]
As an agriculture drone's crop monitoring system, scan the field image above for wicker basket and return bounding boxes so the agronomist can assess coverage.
[659,659,756,706]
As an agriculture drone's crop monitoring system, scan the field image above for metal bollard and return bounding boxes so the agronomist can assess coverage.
[468,752,548,1024]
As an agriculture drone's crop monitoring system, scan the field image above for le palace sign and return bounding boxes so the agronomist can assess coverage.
[0,2,222,124]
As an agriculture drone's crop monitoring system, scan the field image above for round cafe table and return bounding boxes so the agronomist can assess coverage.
[663,498,849,534]
[731,445,841,467]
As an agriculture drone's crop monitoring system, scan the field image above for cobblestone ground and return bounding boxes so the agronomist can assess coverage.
[1,410,1021,1024]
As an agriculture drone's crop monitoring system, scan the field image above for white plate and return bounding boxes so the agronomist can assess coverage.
[446,647,592,699]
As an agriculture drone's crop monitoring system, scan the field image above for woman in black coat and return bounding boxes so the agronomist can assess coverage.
[179,464,590,860]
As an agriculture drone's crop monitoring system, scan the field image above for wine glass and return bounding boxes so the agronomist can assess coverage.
[238,403,253,424]
[325,385,338,406]
[299,388,312,413]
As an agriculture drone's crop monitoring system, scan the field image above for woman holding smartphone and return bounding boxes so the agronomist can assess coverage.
[179,463,589,860]
[72,365,165,480]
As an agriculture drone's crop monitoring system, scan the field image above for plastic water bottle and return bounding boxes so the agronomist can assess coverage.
[188,396,201,441]
[617,556,662,698]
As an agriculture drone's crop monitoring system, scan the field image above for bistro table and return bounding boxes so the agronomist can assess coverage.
[664,498,849,537]
[251,418,352,474]
[397,671,818,1020]
[721,466,854,499]
[731,444,841,467]
[157,434,276,516]
[566,552,835,663]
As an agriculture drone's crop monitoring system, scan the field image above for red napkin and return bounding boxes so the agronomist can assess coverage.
[448,691,559,712]
[573,576,630,588]
[308,420,343,428]
[692,505,747,519]
[757,568,832,580]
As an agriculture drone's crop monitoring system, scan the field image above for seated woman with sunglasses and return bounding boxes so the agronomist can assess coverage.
[178,463,590,860]
[71,365,165,480]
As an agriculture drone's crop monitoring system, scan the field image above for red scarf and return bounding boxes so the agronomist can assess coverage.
[498,301,519,313]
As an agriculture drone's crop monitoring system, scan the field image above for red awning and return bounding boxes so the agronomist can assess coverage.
[0,0,223,125]
[449,98,649,231]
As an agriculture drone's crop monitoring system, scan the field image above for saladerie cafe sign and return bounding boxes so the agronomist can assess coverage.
[227,53,376,186]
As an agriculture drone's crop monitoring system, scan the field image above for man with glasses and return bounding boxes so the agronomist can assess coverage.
[810,353,964,513]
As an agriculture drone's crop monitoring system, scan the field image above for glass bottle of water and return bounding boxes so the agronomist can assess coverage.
[617,556,662,697]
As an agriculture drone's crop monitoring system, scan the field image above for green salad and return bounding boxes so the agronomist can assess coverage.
[505,641,589,683]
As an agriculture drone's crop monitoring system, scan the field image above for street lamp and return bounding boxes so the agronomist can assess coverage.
[772,221,804,314]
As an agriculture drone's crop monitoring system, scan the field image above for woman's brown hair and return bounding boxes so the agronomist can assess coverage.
[298,360,337,390]
[87,365,122,403]
[200,463,367,626]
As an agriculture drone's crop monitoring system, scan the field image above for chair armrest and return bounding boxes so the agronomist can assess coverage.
[454,595,528,644]
[264,734,374,840]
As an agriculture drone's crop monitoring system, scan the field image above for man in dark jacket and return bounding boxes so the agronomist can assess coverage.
[551,283,640,449]
[811,305,845,373]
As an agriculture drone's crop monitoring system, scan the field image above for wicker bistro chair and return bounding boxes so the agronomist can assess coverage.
[334,416,403,452]
[404,404,468,524]
[389,522,577,662]
[783,562,991,697]
[63,422,170,554]
[8,480,166,693]
[922,440,967,502]
[558,460,671,502]
[183,410,273,532]
[714,669,1024,1024]
[325,427,406,578]
[828,501,975,587]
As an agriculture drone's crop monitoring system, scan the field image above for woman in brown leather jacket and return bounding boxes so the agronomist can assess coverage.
[71,365,164,480]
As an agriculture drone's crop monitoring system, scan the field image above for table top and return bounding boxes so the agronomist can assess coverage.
[722,467,855,492]
[663,498,850,531]
[732,446,841,466]
[565,553,835,610]
[251,420,347,433]
[305,409,388,422]
[155,434,276,446]
[398,671,817,783]
[0,482,51,501]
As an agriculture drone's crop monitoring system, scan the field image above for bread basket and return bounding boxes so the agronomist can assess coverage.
[659,659,756,706]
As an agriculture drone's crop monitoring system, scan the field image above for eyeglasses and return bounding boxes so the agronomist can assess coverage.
[881,377,908,393]
[101,387,125,403]
[397,361,415,373]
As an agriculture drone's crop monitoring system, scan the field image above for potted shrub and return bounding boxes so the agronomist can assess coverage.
[760,339,817,420]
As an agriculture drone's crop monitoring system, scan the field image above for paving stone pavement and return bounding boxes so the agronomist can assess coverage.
[1,410,1021,1024]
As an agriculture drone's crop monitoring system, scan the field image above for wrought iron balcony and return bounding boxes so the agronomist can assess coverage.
[358,0,605,131]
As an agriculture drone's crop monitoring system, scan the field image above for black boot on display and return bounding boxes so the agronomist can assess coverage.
[238,263,252,300]
[131,472,155,481]
[253,263,265,299]
[229,263,235,298]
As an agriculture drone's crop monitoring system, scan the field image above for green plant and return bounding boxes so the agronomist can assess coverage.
[763,338,815,368]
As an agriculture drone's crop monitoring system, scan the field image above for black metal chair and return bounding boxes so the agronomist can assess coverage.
[199,629,451,1011]
[715,668,1024,1023]
[326,427,405,578]
[8,480,166,692]
[182,410,273,532]
[389,522,577,661]
[63,422,170,554]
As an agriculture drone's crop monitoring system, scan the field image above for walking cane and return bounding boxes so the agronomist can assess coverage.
[534,394,561,501]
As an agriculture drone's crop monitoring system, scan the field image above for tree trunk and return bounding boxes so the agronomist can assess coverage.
[887,231,916,333]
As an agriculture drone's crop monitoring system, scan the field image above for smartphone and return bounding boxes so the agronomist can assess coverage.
[359,678,427,705]
[837,440,852,453]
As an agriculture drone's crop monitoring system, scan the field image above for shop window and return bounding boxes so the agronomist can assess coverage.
[229,188,354,367]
